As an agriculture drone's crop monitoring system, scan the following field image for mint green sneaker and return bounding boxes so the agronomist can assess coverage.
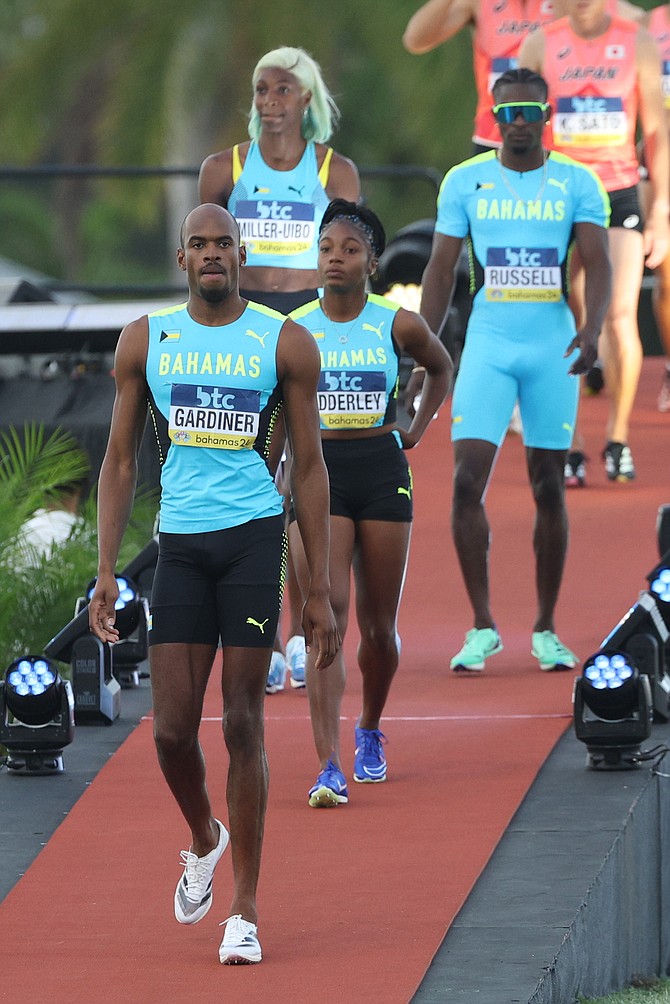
[531,631,578,671]
[451,628,503,672]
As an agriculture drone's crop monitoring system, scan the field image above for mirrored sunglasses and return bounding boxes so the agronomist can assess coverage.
[492,101,549,124]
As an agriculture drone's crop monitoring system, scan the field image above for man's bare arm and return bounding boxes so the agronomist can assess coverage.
[403,0,478,53]
[88,317,149,643]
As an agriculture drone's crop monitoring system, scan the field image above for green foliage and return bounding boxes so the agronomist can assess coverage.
[0,424,157,670]
[580,977,670,1003]
[0,2,478,284]
[79,193,168,285]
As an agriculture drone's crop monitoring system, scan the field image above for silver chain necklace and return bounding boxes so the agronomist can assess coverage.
[496,151,548,203]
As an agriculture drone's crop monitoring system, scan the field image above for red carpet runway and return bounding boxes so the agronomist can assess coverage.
[1,359,668,1003]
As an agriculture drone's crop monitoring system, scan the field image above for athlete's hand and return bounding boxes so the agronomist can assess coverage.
[566,329,599,376]
[643,206,670,270]
[88,571,121,644]
[403,368,426,418]
[302,592,341,670]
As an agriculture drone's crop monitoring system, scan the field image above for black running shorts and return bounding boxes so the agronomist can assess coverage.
[240,289,318,314]
[607,186,644,233]
[291,432,413,523]
[149,516,287,648]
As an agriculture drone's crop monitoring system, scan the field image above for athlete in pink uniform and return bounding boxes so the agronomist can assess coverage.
[644,3,670,411]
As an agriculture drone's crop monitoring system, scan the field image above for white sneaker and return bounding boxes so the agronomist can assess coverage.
[219,914,262,964]
[266,651,287,694]
[286,635,306,688]
[174,819,229,924]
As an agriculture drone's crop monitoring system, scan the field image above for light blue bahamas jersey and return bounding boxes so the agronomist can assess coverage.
[145,301,285,533]
[228,141,330,271]
[291,294,402,430]
[435,150,610,336]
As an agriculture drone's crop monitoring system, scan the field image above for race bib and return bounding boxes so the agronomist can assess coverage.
[484,247,562,302]
[663,61,670,109]
[236,199,315,257]
[168,383,261,450]
[488,57,519,95]
[318,370,387,429]
[554,96,627,146]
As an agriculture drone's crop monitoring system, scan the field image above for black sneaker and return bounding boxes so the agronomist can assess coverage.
[585,361,604,395]
[564,450,586,488]
[603,441,635,483]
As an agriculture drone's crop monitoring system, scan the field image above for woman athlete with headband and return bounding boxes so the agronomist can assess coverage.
[288,199,452,807]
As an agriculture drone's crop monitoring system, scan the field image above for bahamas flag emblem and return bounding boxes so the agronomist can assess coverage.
[160,330,181,342]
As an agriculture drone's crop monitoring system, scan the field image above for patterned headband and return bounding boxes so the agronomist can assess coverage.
[322,214,381,256]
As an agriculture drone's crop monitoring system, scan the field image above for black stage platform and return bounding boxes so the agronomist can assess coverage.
[413,722,670,1003]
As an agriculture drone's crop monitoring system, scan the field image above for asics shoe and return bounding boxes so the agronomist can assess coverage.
[603,442,635,483]
[219,914,262,965]
[450,628,503,672]
[658,366,670,413]
[531,631,578,672]
[564,450,586,488]
[174,819,229,924]
[266,651,287,694]
[286,634,306,688]
[308,759,348,807]
[353,727,387,783]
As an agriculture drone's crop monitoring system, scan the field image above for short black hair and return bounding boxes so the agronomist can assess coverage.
[319,199,386,257]
[492,68,549,103]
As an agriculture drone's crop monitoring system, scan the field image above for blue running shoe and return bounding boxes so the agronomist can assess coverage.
[353,727,387,783]
[266,652,287,695]
[286,635,306,688]
[308,759,348,807]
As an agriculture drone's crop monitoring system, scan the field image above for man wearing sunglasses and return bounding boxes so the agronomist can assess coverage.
[403,0,644,155]
[420,68,611,674]
[520,0,670,483]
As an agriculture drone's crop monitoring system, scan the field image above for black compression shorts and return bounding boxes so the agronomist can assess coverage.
[240,289,318,314]
[149,516,287,648]
[607,186,644,233]
[291,432,412,524]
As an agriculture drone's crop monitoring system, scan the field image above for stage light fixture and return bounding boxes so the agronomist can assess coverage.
[82,574,149,688]
[647,561,670,616]
[43,541,156,711]
[84,574,141,634]
[598,592,670,721]
[45,570,150,719]
[573,650,653,770]
[0,656,75,773]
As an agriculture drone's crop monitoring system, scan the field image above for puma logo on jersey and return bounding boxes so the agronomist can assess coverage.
[246,617,269,634]
[245,329,268,347]
[548,178,568,194]
[288,185,305,196]
[363,321,385,340]
[397,486,412,498]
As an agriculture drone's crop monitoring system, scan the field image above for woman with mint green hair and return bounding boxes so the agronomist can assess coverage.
[248,46,340,145]
[199,45,359,308]
[199,45,360,696]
